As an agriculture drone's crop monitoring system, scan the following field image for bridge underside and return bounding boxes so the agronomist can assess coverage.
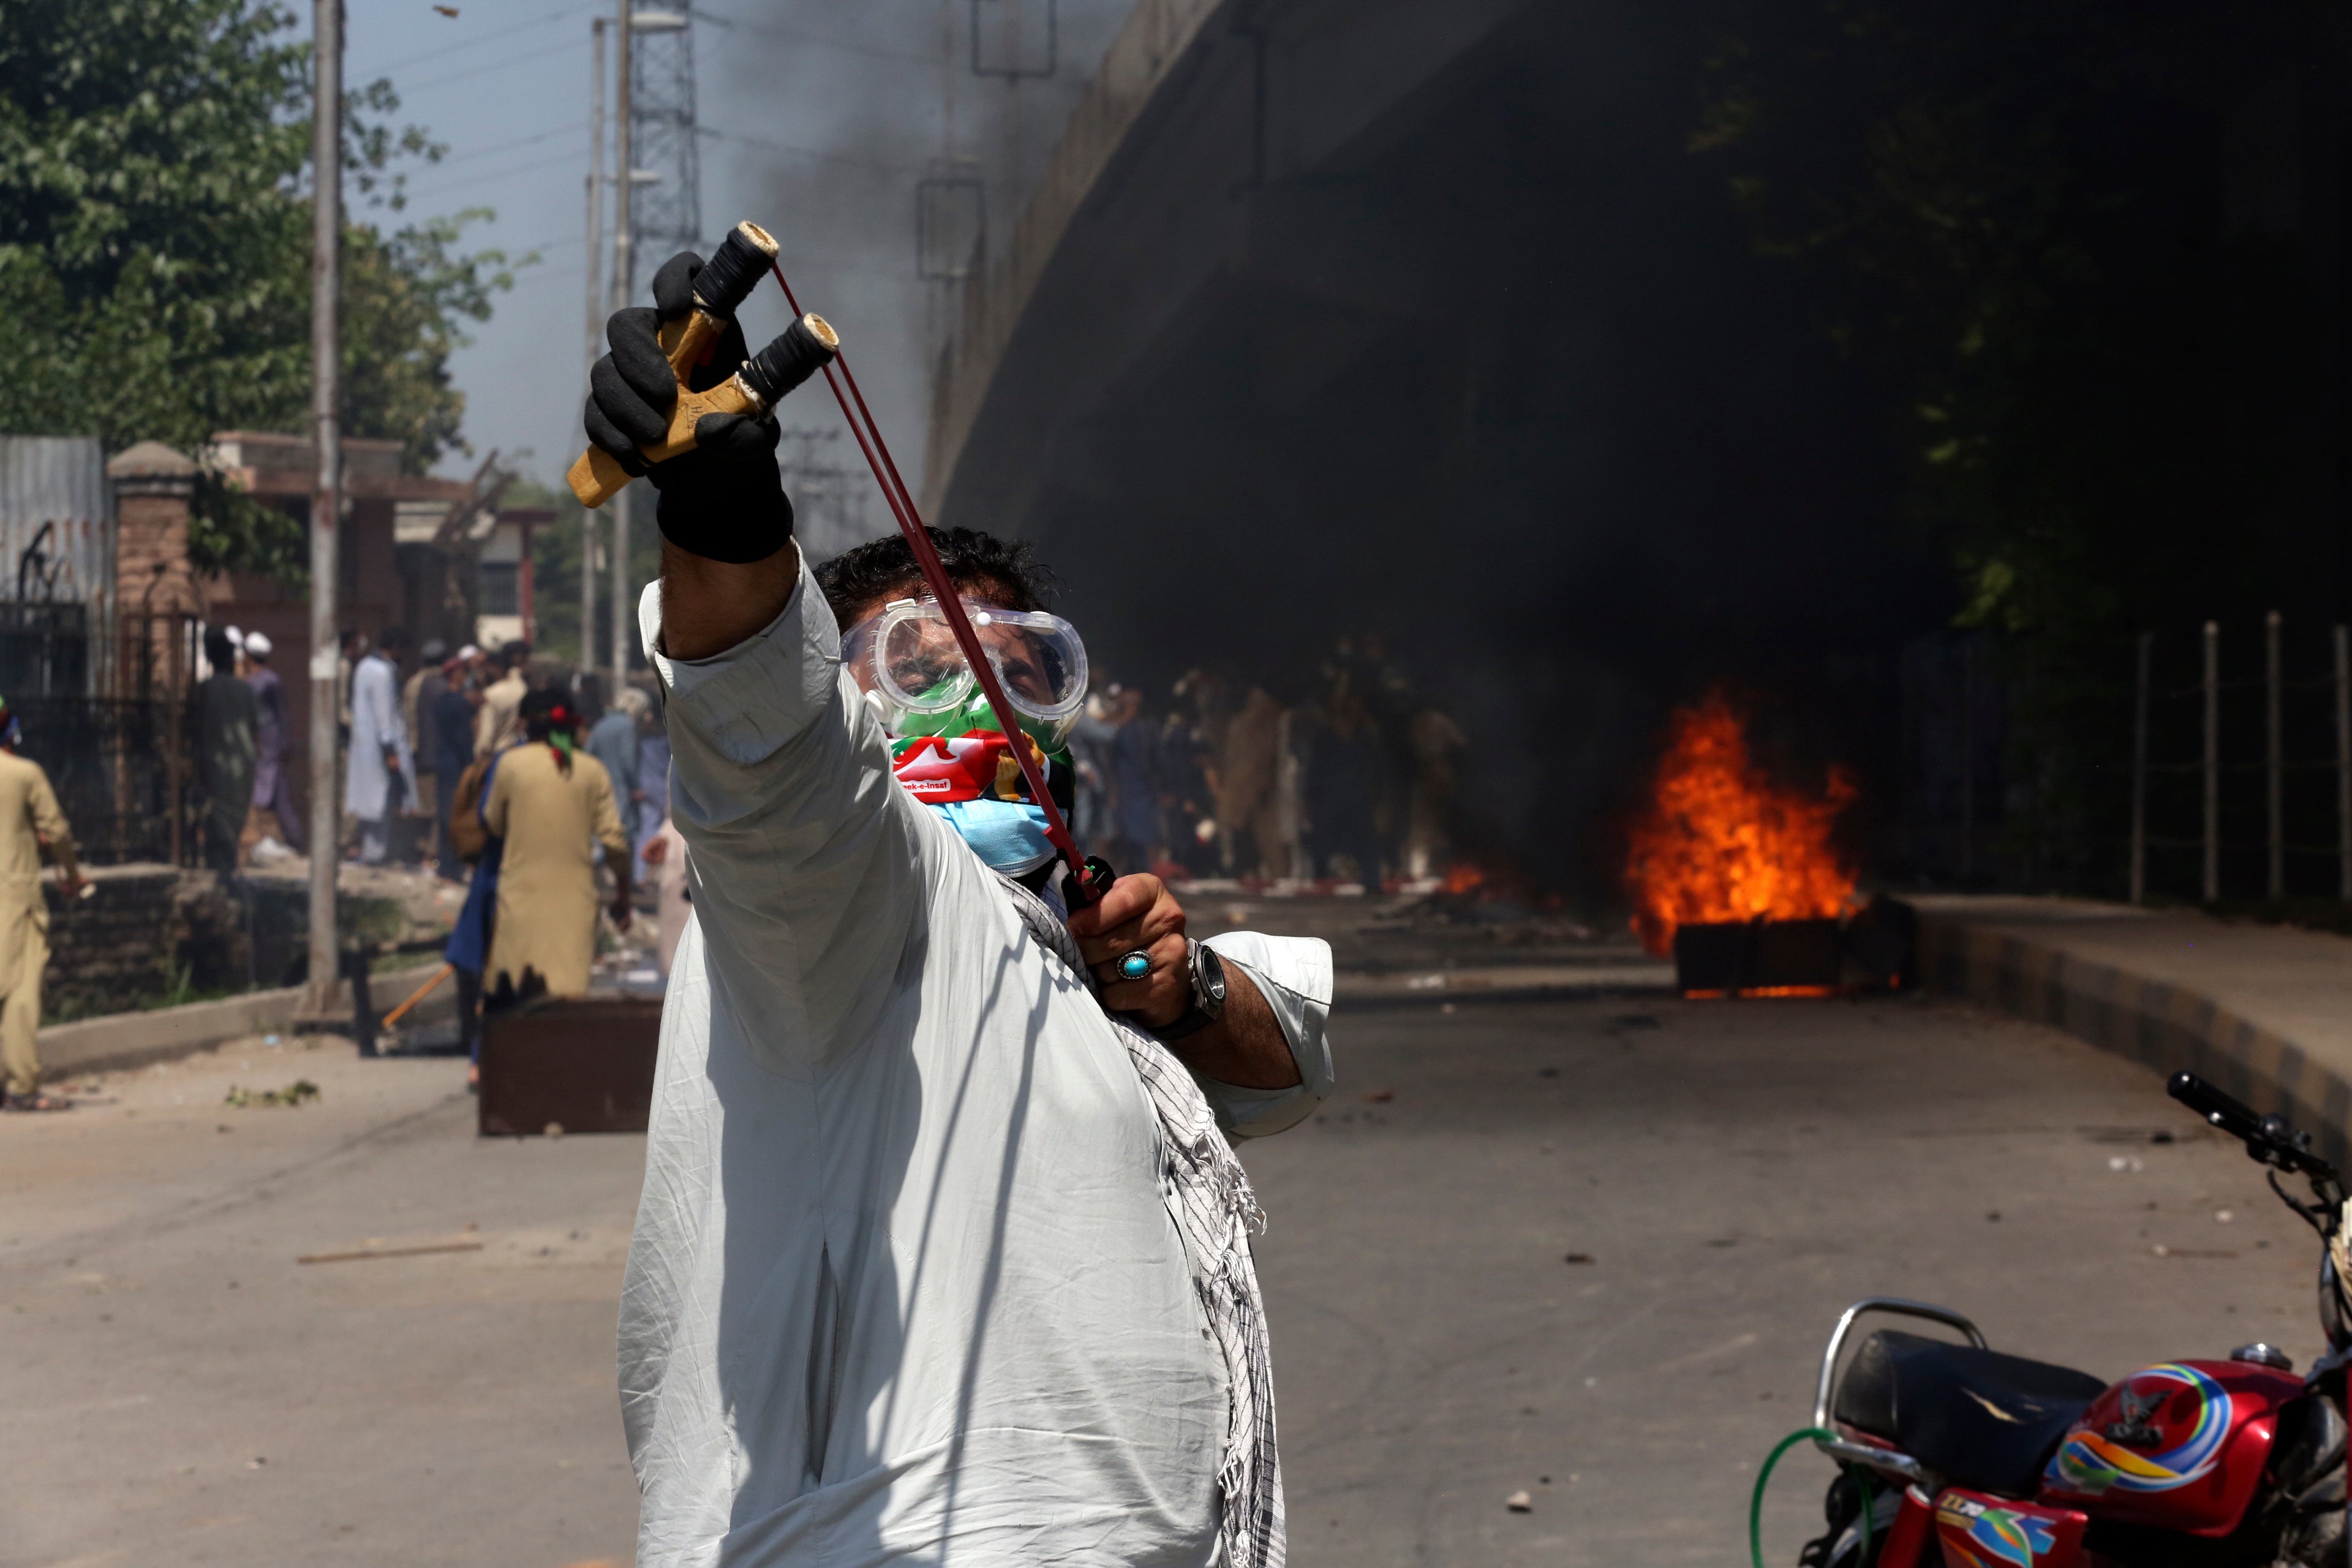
[938,0,1948,892]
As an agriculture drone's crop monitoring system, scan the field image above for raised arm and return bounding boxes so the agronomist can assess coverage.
[590,250,922,1070]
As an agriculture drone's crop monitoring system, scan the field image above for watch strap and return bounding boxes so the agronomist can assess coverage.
[1152,1001,1218,1043]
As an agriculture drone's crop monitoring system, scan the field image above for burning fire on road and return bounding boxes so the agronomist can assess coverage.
[1624,691,1864,996]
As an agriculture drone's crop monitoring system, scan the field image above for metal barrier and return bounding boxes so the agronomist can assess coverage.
[12,693,198,866]
[2129,614,2352,904]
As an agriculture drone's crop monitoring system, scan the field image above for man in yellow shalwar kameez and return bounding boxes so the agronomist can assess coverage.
[0,699,84,1110]
[481,687,631,998]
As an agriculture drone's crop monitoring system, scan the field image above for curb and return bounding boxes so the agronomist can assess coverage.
[1902,902,2352,1172]
[1333,963,1676,1009]
[40,960,454,1080]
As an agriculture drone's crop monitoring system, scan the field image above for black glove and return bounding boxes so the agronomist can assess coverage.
[582,249,794,564]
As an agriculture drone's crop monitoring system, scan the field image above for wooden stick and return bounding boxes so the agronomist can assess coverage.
[297,1240,483,1265]
[380,962,454,1028]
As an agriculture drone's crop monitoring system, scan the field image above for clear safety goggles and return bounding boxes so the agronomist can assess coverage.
[842,597,1089,743]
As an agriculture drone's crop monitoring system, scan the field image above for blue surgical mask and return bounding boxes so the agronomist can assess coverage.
[937,797,1056,876]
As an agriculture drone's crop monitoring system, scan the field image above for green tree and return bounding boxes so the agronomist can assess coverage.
[0,0,523,577]
[1692,0,2323,889]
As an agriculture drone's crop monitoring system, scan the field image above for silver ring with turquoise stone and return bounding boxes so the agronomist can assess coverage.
[1117,951,1152,981]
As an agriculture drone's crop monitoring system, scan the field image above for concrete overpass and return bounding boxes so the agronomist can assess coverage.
[922,0,1946,889]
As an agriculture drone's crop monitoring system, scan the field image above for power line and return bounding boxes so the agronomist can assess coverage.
[422,119,588,172]
[355,3,592,80]
[455,227,906,281]
[391,32,589,96]
[399,145,587,204]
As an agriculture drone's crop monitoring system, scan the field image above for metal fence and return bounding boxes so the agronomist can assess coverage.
[0,611,204,866]
[14,693,197,865]
[2128,613,2352,903]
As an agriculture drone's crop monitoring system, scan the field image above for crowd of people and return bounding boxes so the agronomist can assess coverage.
[195,628,672,887]
[191,620,1474,901]
[195,625,685,1079]
[1068,635,1469,892]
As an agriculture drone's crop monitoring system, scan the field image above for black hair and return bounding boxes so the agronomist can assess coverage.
[519,686,578,744]
[501,639,531,669]
[204,627,236,669]
[814,527,1052,628]
[379,625,412,654]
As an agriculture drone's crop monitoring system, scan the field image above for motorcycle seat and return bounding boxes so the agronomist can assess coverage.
[1833,1329,2108,1498]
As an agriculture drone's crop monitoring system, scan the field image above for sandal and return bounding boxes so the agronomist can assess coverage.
[5,1091,72,1112]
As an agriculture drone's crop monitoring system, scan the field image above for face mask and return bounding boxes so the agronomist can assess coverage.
[935,799,1057,875]
[876,687,1073,876]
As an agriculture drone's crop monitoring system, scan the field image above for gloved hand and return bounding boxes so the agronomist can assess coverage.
[582,249,794,564]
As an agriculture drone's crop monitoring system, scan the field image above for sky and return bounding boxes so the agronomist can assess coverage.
[315,0,1131,527]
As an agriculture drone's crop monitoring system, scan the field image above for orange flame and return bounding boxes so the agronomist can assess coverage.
[1442,863,1486,895]
[1624,691,1858,956]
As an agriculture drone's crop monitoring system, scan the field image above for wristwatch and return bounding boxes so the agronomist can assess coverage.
[1152,939,1229,1043]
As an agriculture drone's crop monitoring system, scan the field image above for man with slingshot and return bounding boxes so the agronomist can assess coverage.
[587,248,1333,1566]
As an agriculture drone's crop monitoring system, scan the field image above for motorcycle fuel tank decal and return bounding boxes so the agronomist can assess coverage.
[1932,1490,2087,1568]
[2043,1364,2231,1496]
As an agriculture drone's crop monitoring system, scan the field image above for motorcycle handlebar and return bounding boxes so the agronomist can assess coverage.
[2169,1071,2339,1182]
[2168,1071,2266,1140]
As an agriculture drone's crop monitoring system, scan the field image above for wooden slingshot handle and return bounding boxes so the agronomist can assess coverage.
[567,220,782,509]
[568,309,841,508]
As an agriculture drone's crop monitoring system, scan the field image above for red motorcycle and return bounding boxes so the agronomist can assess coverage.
[1784,1072,2346,1568]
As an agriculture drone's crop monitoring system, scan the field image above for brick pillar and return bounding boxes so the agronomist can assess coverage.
[107,440,200,617]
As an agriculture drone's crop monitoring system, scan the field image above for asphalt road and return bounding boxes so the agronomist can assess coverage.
[1,993,2323,1567]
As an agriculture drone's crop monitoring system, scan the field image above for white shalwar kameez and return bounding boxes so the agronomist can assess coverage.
[622,560,1334,1568]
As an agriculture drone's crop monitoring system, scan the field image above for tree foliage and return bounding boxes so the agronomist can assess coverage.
[0,0,522,576]
[525,478,660,670]
[1692,0,2323,886]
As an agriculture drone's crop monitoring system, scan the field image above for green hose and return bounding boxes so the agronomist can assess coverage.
[1751,1427,1874,1568]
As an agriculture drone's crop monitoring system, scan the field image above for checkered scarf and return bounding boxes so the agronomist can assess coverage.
[996,873,1286,1568]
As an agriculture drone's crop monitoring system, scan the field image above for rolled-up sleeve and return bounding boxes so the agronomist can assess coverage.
[1193,932,1333,1139]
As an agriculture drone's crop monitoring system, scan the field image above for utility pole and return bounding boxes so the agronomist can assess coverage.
[609,6,694,690]
[609,0,634,693]
[582,17,606,673]
[306,0,343,1014]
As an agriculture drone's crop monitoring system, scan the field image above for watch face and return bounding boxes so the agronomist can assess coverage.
[1197,944,1227,1003]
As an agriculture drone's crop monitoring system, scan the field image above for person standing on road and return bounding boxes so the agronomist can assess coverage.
[1215,686,1283,879]
[584,680,647,850]
[345,627,420,865]
[0,698,84,1111]
[584,252,1333,1567]
[402,638,447,828]
[240,631,302,852]
[480,687,630,1000]
[428,654,477,881]
[197,627,259,874]
[1109,684,1161,872]
[473,641,529,760]
[631,685,669,883]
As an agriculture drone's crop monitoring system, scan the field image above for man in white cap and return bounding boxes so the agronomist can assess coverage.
[240,630,303,851]
[345,625,420,865]
[198,626,258,872]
